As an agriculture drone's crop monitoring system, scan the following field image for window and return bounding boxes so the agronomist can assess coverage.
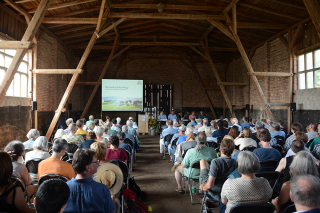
[0,39,28,97]
[298,49,320,89]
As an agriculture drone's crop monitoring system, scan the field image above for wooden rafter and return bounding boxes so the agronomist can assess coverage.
[226,22,289,29]
[0,0,53,106]
[33,69,83,74]
[303,0,320,38]
[111,3,223,11]
[0,41,31,49]
[42,18,103,24]
[27,0,98,13]
[268,0,307,10]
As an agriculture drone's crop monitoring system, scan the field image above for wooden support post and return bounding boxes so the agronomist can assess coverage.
[45,0,110,139]
[287,29,293,131]
[179,58,217,119]
[32,43,38,129]
[80,34,119,119]
[0,0,53,106]
[233,59,236,105]
[232,4,237,35]
[303,0,320,38]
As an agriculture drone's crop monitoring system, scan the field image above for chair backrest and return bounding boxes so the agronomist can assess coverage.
[214,176,228,187]
[282,204,296,213]
[124,138,133,148]
[188,161,200,179]
[126,143,133,154]
[274,135,285,147]
[115,160,129,177]
[217,136,224,145]
[164,134,174,143]
[172,137,179,146]
[11,177,26,192]
[38,174,69,186]
[229,202,275,213]
[260,160,279,171]
[255,171,281,189]
[47,142,53,152]
[272,144,284,154]
[25,158,43,174]
[306,138,315,148]
[60,151,70,162]
[182,147,192,158]
[66,143,78,154]
[242,146,256,152]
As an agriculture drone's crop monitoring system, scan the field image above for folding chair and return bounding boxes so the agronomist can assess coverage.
[229,203,275,213]
[11,177,34,204]
[66,143,78,159]
[282,204,296,213]
[163,134,174,160]
[124,138,135,164]
[255,171,282,190]
[38,174,69,186]
[26,158,42,175]
[207,141,219,153]
[260,160,279,171]
[185,161,201,205]
[120,148,132,175]
[114,160,129,189]
[125,143,134,172]
[200,176,228,213]
[60,151,70,162]
[274,135,285,147]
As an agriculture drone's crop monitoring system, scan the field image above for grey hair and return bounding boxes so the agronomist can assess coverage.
[197,119,202,124]
[290,175,320,209]
[105,121,111,128]
[26,129,40,139]
[232,118,239,124]
[290,151,319,178]
[167,120,173,126]
[54,129,65,139]
[89,115,94,121]
[116,117,121,124]
[94,126,104,137]
[255,121,264,129]
[4,141,25,161]
[173,120,178,125]
[203,120,208,126]
[52,138,67,153]
[103,124,109,133]
[122,125,128,132]
[267,118,273,123]
[66,118,73,126]
[270,122,281,131]
[33,136,48,150]
[186,127,194,134]
[196,132,206,144]
[237,151,260,175]
[188,122,195,127]
[68,123,77,132]
[179,125,186,132]
[126,120,133,127]
[117,131,126,140]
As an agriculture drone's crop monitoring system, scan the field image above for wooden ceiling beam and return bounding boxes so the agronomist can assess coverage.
[303,0,320,39]
[47,7,100,17]
[119,42,201,46]
[70,45,113,49]
[27,0,98,13]
[209,47,238,51]
[55,25,95,35]
[226,22,289,29]
[268,0,307,10]
[108,12,226,20]
[0,41,31,49]
[33,69,82,74]
[42,17,101,24]
[60,30,94,40]
[121,35,200,39]
[162,23,203,35]
[111,3,223,11]
[222,0,240,14]
[236,11,277,23]
[175,0,212,6]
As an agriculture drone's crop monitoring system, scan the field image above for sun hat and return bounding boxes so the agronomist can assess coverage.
[93,163,123,194]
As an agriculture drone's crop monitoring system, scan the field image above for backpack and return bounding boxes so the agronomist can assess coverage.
[128,177,147,200]
[123,189,148,213]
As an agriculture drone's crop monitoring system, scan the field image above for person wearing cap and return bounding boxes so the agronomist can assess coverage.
[64,149,115,213]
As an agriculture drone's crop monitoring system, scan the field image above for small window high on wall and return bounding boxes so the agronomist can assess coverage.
[298,49,320,90]
[0,39,28,97]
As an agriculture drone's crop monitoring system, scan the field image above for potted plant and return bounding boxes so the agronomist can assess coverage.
[149,119,157,136]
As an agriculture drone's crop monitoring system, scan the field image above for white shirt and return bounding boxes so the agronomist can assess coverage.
[25,150,51,163]
[111,125,121,133]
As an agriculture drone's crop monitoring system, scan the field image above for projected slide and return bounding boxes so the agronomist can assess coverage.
[102,79,143,111]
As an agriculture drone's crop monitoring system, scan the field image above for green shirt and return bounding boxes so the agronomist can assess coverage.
[310,137,320,151]
[182,146,217,179]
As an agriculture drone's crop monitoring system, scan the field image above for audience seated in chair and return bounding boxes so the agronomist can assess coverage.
[199,138,238,202]
[79,132,97,149]
[234,127,257,151]
[0,152,36,213]
[168,125,186,162]
[306,123,317,142]
[23,129,40,149]
[219,151,273,213]
[86,115,94,126]
[269,122,286,138]
[230,118,242,132]
[174,133,197,162]
[211,120,218,133]
[54,129,66,140]
[284,123,303,153]
[64,118,74,135]
[110,118,121,133]
[253,130,282,166]
[24,136,50,163]
[90,142,111,165]
[34,179,70,213]
[38,138,76,181]
[122,125,136,145]
[62,123,84,147]
[227,126,240,141]
[272,151,319,213]
[309,128,320,151]
[105,135,128,164]
[240,116,251,129]
[286,131,310,157]
[290,175,320,213]
[4,141,39,201]
[64,149,115,213]
[212,120,229,138]
[117,131,131,153]
[172,132,217,194]
[160,120,179,154]
[87,122,95,133]
[75,119,88,136]
[206,127,217,142]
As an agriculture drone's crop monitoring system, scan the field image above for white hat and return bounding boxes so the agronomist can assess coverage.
[93,163,123,194]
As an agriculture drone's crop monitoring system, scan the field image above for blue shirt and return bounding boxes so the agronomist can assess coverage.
[168,114,177,120]
[64,177,115,213]
[116,124,122,129]
[177,135,188,145]
[240,122,251,129]
[173,126,180,132]
[119,142,130,153]
[79,140,96,149]
[253,148,282,162]
[295,209,320,213]
[158,114,167,120]
[23,139,35,149]
[199,115,205,119]
[270,130,286,138]
[161,127,179,140]
[212,129,229,138]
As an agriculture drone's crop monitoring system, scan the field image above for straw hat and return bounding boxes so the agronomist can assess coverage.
[93,163,123,194]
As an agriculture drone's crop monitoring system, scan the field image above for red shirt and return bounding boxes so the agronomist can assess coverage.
[106,148,128,162]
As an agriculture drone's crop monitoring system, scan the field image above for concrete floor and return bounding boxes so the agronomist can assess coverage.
[133,135,219,213]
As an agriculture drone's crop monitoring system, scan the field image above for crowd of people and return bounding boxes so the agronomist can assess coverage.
[0,114,140,213]
[159,115,320,213]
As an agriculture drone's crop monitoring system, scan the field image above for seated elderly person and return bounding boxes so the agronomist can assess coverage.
[169,126,186,163]
[38,138,76,180]
[86,115,94,126]
[64,118,74,135]
[212,120,229,138]
[25,136,50,162]
[206,127,217,142]
[306,123,318,141]
[160,120,179,154]
[90,142,110,165]
[54,129,66,139]
[87,122,95,132]
[95,126,106,145]
[105,135,128,164]
[269,122,286,138]
[199,139,238,202]
[234,127,257,150]
[172,132,217,194]
[122,125,136,144]
[195,119,203,130]
[290,175,320,213]
[0,152,36,213]
[219,151,273,213]
[173,120,180,132]
[23,129,40,149]
[117,131,131,153]
[4,141,39,200]
[116,117,122,129]
[198,120,209,132]
[103,123,111,139]
[174,134,198,163]
[309,129,320,151]
[111,118,121,133]
[231,118,242,132]
[62,123,84,146]
[211,120,217,133]
[75,119,88,136]
[64,149,115,213]
[78,132,96,149]
[286,131,310,157]
[272,151,319,213]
